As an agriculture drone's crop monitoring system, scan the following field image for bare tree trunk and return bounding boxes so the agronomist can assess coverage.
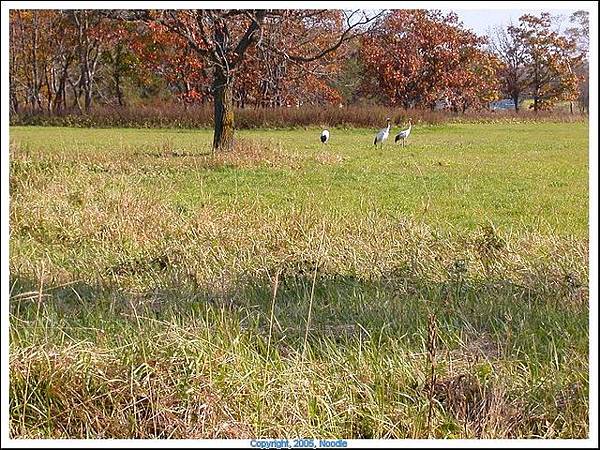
[73,10,99,112]
[53,57,70,113]
[114,44,124,107]
[84,86,92,110]
[10,85,19,114]
[532,67,540,112]
[44,65,54,112]
[9,48,19,114]
[31,13,42,111]
[69,78,82,112]
[115,71,124,107]
[212,69,234,152]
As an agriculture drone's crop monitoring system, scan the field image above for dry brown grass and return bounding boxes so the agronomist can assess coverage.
[9,345,254,438]
[10,104,588,129]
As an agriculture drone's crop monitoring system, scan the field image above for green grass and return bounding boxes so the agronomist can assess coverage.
[10,123,588,235]
[9,122,589,438]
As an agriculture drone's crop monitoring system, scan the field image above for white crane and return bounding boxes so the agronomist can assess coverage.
[394,119,412,147]
[373,118,391,148]
[320,129,330,144]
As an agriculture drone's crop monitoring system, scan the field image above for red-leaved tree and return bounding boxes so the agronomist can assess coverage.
[118,9,382,151]
[359,10,500,111]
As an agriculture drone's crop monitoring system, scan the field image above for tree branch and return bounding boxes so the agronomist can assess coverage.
[231,10,267,68]
[284,10,385,63]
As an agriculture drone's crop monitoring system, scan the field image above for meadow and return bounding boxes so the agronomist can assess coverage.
[8,121,589,438]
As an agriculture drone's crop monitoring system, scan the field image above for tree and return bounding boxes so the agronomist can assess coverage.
[565,10,589,53]
[330,41,363,105]
[233,11,347,109]
[446,49,502,112]
[133,9,381,151]
[97,22,138,107]
[511,13,580,112]
[10,10,58,113]
[490,24,528,111]
[10,9,366,116]
[67,10,104,112]
[9,10,118,114]
[565,10,589,113]
[129,20,211,105]
[359,10,499,111]
[50,12,78,113]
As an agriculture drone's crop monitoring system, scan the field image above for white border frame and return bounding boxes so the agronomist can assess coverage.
[1,1,598,448]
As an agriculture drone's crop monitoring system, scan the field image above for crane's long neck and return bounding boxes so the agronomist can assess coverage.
[386,122,391,132]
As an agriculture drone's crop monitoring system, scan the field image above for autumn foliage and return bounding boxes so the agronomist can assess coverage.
[359,10,502,111]
[509,13,581,111]
[9,9,588,119]
[128,10,347,108]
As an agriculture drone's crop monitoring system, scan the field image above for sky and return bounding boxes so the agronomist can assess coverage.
[451,8,581,37]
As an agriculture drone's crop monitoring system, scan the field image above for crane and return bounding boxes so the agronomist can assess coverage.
[394,119,412,147]
[374,118,391,148]
[320,129,330,144]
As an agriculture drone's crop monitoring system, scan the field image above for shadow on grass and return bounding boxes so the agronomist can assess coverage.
[9,263,588,361]
[8,269,589,439]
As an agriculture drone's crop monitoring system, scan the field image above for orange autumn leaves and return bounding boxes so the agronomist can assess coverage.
[128,10,345,107]
[359,10,502,110]
[508,13,582,111]
[9,9,583,112]
[359,10,581,111]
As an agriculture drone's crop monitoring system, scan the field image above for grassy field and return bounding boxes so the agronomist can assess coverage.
[8,122,589,439]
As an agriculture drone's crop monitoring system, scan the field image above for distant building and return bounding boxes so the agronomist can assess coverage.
[434,99,451,110]
[490,99,516,111]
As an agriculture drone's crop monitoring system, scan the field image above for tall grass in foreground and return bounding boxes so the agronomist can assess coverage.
[10,104,587,130]
[8,127,589,438]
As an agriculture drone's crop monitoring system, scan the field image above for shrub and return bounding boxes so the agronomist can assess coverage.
[10,104,587,129]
